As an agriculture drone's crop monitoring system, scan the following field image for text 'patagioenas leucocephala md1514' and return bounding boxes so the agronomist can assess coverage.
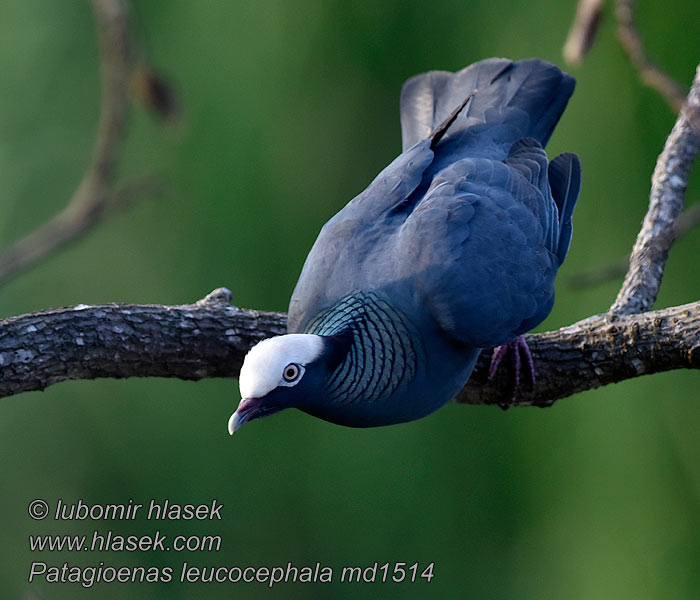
[229,58,581,433]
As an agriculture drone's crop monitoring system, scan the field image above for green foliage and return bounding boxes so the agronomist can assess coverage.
[1,1,698,598]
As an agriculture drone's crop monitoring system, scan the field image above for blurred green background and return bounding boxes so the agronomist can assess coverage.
[1,0,699,598]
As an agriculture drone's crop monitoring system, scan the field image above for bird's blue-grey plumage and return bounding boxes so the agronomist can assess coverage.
[233,58,580,431]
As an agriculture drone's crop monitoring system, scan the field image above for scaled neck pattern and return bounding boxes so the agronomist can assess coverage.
[305,292,422,405]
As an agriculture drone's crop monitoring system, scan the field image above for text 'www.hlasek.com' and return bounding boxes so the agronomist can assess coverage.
[26,498,435,588]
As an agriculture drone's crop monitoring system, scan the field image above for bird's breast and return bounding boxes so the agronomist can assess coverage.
[301,291,478,427]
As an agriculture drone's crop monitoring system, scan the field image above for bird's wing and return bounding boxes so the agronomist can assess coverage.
[288,140,435,333]
[291,58,580,340]
[396,144,563,348]
[547,152,581,263]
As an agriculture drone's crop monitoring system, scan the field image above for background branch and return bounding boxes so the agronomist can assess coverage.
[0,0,145,287]
[565,1,689,115]
[563,0,605,66]
[569,203,700,288]
[614,0,688,112]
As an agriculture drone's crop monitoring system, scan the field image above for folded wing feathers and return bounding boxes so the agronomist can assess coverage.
[548,153,581,263]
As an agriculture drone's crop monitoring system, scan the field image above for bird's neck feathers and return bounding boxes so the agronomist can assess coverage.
[306,292,423,407]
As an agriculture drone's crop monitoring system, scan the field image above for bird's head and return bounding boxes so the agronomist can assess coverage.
[228,334,328,434]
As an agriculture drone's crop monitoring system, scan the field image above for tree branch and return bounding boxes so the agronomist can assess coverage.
[614,0,688,113]
[460,301,700,406]
[564,1,689,114]
[610,63,700,314]
[563,0,605,66]
[569,203,700,289]
[0,289,697,405]
[0,0,144,287]
[0,7,697,407]
[0,289,282,399]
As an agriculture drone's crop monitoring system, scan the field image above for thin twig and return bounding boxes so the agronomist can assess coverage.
[570,257,630,289]
[570,203,700,289]
[611,63,700,314]
[563,0,606,66]
[615,0,687,112]
[106,174,164,214]
[0,0,133,286]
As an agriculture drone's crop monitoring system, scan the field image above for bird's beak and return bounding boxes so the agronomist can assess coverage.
[228,397,259,435]
[227,410,244,435]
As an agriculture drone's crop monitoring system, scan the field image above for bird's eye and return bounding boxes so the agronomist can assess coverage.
[282,363,302,384]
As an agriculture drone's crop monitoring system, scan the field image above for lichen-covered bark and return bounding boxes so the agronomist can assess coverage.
[0,288,697,405]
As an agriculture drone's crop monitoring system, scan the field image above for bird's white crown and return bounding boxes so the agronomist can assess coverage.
[238,334,324,399]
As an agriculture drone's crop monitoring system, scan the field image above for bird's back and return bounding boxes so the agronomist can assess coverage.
[289,58,580,353]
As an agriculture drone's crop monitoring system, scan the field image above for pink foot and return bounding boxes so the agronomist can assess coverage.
[488,335,535,409]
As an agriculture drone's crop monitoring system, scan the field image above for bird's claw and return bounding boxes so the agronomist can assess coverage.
[488,335,535,409]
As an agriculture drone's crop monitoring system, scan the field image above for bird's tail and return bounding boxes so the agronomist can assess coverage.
[400,58,575,154]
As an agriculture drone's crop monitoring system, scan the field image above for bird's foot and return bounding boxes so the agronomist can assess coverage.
[488,335,535,410]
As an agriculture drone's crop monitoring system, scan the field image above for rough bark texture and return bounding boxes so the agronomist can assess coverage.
[0,289,283,399]
[460,301,700,406]
[0,288,697,405]
[610,62,700,315]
